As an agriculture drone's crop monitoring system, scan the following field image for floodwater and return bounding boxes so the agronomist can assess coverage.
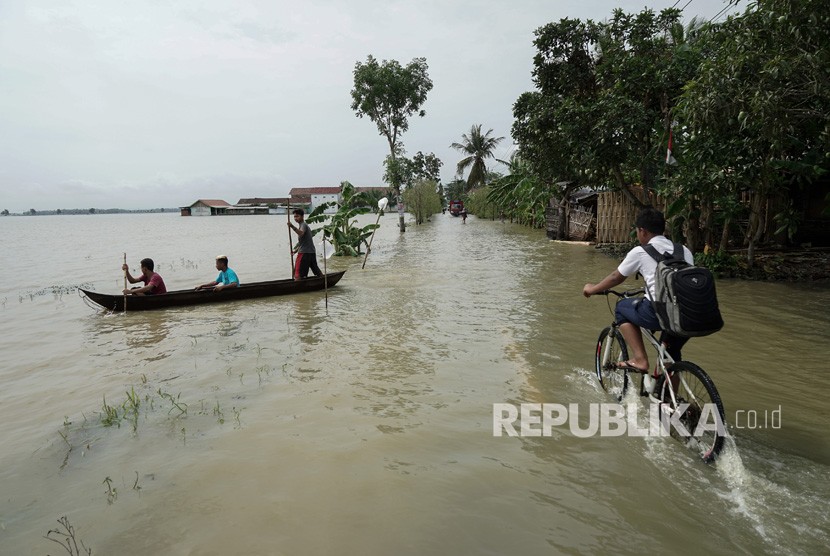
[0,212,828,555]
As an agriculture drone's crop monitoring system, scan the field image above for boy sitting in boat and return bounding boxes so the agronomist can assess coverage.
[196,255,240,292]
[122,258,167,295]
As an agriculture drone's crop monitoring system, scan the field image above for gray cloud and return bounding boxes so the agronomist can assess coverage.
[0,0,738,211]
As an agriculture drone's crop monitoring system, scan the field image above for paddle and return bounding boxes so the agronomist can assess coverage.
[361,197,388,269]
[287,196,295,278]
[123,253,128,313]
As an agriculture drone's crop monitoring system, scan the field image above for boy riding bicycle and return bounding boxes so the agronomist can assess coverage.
[583,208,693,379]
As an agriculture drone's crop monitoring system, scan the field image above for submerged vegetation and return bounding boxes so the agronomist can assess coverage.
[45,516,92,555]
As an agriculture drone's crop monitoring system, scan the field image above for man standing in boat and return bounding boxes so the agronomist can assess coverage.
[122,258,167,295]
[287,209,323,281]
[196,255,240,291]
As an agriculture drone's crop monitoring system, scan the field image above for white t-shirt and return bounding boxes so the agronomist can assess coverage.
[617,235,694,300]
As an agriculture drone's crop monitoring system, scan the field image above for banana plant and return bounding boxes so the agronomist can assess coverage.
[306,181,380,256]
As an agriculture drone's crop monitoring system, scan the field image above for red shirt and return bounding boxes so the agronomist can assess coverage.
[142,272,167,294]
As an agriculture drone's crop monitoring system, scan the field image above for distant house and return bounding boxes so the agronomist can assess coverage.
[236,197,290,215]
[355,186,390,195]
[180,199,231,216]
[289,187,341,214]
[237,197,289,206]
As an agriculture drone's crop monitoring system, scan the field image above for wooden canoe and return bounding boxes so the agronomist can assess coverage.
[81,271,346,312]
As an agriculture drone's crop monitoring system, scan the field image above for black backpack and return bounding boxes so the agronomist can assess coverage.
[642,242,724,338]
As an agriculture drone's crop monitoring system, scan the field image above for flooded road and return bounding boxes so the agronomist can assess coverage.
[0,212,828,554]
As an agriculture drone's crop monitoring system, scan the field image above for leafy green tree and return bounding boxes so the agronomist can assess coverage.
[1,209,8,216]
[306,181,379,256]
[443,179,466,206]
[675,0,830,263]
[403,179,442,224]
[384,149,443,191]
[450,124,504,191]
[351,55,433,232]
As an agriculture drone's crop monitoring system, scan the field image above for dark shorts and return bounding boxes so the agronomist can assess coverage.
[615,298,661,330]
[615,298,689,361]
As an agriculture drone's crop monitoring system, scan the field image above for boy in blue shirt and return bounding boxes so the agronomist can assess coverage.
[196,255,240,291]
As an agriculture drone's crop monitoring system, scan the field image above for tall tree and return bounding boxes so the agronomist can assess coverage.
[676,0,830,264]
[450,124,504,191]
[351,55,433,232]
[514,9,693,205]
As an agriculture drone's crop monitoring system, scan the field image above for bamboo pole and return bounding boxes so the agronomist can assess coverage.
[123,253,128,313]
[287,197,295,278]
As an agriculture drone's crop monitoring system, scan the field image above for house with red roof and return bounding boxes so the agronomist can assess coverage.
[180,199,231,216]
[289,187,341,214]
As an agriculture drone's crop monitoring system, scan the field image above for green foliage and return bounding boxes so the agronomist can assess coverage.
[351,55,433,194]
[384,149,443,190]
[100,396,120,428]
[773,201,802,242]
[673,0,830,258]
[466,187,499,219]
[450,124,505,190]
[306,181,379,256]
[694,249,740,276]
[514,8,689,200]
[486,153,555,228]
[509,2,829,256]
[358,187,393,212]
[443,179,466,206]
[403,179,442,224]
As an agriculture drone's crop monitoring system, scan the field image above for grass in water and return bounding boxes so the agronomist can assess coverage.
[102,477,117,504]
[44,516,92,555]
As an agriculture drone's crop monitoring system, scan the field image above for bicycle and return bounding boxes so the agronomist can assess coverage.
[594,288,726,463]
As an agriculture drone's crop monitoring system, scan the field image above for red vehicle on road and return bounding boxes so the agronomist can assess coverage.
[448,200,464,216]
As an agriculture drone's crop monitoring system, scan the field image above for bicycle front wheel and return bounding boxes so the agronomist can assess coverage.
[659,361,726,463]
[595,326,629,401]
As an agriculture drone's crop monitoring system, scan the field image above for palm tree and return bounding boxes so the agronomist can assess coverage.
[450,124,504,191]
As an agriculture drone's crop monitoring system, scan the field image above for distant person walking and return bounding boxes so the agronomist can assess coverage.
[461,208,468,224]
[287,209,323,280]
[122,258,167,295]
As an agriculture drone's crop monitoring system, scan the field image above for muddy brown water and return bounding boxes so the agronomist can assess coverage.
[0,212,828,555]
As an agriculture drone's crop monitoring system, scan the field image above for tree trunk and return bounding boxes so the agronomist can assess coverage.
[745,192,767,268]
[612,166,646,208]
[719,218,731,253]
[701,198,714,249]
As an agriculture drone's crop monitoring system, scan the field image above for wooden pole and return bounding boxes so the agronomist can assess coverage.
[287,197,295,278]
[361,211,383,269]
[323,236,328,311]
[362,198,387,269]
[123,253,128,313]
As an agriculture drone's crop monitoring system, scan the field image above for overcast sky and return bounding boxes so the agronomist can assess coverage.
[0,0,739,211]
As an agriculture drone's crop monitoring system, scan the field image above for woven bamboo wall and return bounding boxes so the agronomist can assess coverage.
[569,206,594,241]
[596,190,664,244]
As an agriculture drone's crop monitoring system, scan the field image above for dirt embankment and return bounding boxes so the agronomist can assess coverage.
[596,245,830,281]
[733,249,830,281]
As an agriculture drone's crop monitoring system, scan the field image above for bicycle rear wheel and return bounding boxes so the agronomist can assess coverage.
[658,361,726,463]
[595,326,629,401]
